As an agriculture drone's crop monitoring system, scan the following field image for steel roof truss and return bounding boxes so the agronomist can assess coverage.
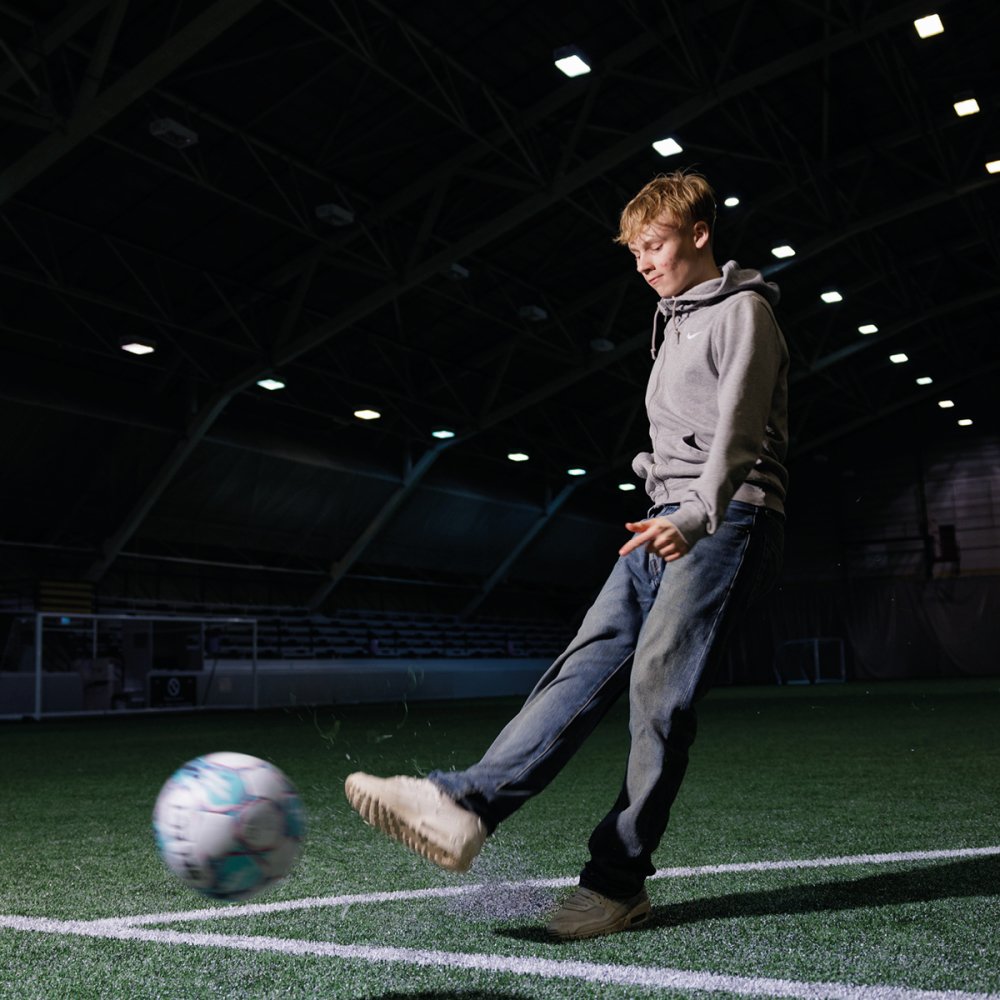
[459,480,581,620]
[0,0,112,98]
[0,0,266,207]
[74,0,128,111]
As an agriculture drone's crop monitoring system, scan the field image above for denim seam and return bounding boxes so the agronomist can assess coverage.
[676,512,755,705]
[494,649,635,792]
[454,516,758,802]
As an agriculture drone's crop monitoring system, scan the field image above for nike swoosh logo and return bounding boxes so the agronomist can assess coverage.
[686,330,704,340]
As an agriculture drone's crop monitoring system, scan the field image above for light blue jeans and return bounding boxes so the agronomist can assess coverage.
[430,500,784,899]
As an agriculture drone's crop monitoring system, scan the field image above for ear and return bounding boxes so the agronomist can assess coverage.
[692,221,711,249]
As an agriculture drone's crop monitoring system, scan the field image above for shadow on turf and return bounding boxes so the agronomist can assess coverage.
[496,855,1000,943]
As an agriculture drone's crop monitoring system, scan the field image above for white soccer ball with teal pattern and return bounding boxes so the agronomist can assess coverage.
[153,752,305,901]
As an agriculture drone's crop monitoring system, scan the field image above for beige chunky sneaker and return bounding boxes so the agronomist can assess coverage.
[344,773,487,873]
[546,886,651,940]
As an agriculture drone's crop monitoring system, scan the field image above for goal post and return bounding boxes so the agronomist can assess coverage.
[0,613,258,719]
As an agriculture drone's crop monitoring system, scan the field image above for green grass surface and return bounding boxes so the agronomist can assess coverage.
[1,679,998,998]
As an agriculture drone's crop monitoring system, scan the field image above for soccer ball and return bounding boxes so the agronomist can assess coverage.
[153,751,305,901]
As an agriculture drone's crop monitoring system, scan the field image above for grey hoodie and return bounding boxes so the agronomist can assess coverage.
[632,259,789,547]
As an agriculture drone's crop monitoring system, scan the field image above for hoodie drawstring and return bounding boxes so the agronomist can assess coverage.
[647,261,780,361]
[650,298,680,359]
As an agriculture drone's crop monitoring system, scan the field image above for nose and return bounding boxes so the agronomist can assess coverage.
[636,252,651,274]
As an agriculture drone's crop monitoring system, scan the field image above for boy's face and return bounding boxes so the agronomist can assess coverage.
[628,215,712,298]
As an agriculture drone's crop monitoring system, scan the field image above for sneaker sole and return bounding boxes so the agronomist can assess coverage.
[548,898,652,940]
[344,776,474,873]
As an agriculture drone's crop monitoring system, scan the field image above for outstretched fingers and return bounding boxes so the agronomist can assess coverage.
[619,520,657,556]
[619,518,689,561]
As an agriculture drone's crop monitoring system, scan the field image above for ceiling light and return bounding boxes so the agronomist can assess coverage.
[820,290,843,304]
[567,467,587,477]
[507,452,529,462]
[120,338,156,356]
[771,244,795,259]
[723,196,740,208]
[913,14,943,38]
[590,337,615,353]
[953,96,980,117]
[858,323,878,335]
[518,305,548,322]
[354,408,381,420]
[617,482,637,492]
[444,262,470,281]
[652,137,683,157]
[256,377,285,390]
[889,353,908,364]
[149,118,198,149]
[315,203,355,226]
[431,428,455,440]
[553,45,591,77]
[986,160,1000,175]
[957,419,973,427]
[915,376,933,385]
[937,399,954,409]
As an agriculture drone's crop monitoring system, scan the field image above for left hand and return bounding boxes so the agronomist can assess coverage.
[619,517,690,562]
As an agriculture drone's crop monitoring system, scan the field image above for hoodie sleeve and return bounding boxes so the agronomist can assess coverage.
[666,293,786,546]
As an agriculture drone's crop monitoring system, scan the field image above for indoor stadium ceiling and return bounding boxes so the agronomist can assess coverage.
[1,0,998,612]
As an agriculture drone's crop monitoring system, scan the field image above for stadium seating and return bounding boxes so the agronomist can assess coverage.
[94,598,572,661]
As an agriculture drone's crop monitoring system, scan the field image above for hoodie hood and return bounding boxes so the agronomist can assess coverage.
[651,260,780,358]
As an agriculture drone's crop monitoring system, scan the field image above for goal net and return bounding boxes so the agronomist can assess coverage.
[0,613,258,718]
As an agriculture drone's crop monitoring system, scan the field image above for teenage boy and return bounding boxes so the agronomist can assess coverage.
[345,170,789,940]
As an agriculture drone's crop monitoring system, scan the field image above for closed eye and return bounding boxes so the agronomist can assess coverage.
[632,243,662,259]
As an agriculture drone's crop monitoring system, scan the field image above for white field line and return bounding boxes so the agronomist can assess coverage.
[0,913,995,1000]
[86,844,1000,929]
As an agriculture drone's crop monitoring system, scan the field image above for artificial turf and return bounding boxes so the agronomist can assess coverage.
[1,678,998,998]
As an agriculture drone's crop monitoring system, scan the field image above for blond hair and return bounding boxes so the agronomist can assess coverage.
[615,170,717,246]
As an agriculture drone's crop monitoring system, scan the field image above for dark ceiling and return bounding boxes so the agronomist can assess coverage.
[1,0,998,616]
